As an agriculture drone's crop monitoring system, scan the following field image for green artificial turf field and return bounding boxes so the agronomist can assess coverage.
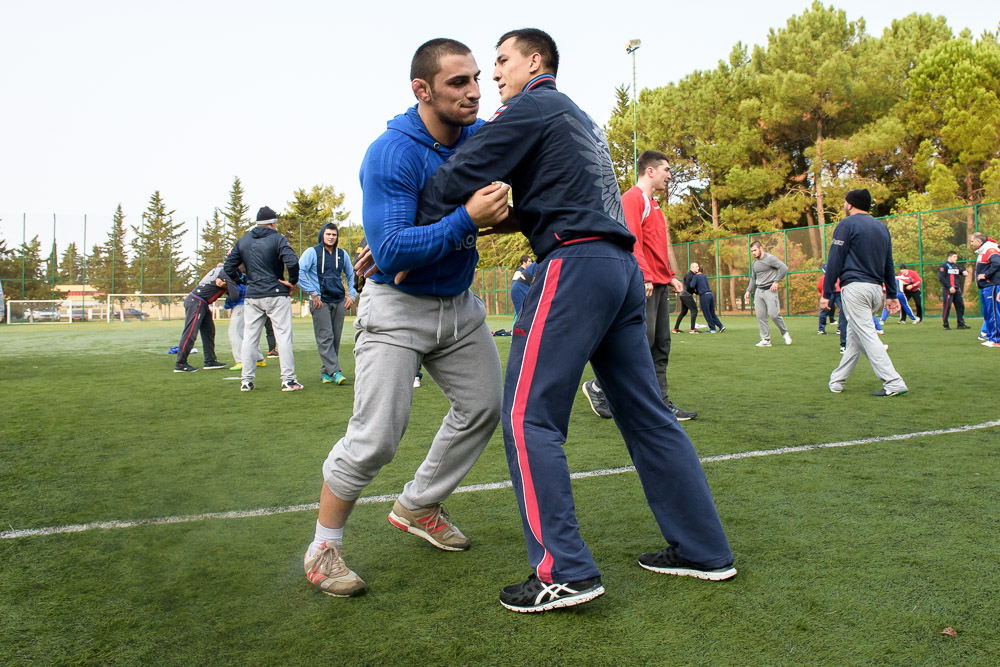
[1,315,997,665]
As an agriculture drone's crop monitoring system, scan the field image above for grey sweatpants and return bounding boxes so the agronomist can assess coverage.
[311,300,346,376]
[754,288,788,340]
[322,281,502,509]
[241,296,295,383]
[227,304,264,365]
[830,282,907,393]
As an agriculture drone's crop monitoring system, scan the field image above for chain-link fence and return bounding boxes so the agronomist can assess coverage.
[3,202,999,320]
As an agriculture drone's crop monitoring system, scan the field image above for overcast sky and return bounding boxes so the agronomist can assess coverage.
[2,1,997,260]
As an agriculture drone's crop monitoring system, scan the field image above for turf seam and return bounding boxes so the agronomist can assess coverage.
[4,418,999,540]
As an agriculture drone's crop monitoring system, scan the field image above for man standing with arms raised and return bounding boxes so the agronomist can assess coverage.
[224,206,302,392]
[822,189,908,396]
[419,28,735,613]
[581,150,696,421]
[302,38,508,598]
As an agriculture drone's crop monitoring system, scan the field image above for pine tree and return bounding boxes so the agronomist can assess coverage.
[58,242,83,283]
[222,176,251,247]
[91,204,132,297]
[196,208,229,278]
[131,191,190,296]
[283,185,351,256]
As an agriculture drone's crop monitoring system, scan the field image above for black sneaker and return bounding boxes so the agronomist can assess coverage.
[268,349,280,358]
[666,400,697,421]
[581,380,612,419]
[174,363,199,373]
[957,324,971,330]
[871,388,907,397]
[638,546,736,581]
[203,360,226,370]
[818,330,828,335]
[499,573,604,613]
[240,381,254,392]
[943,325,951,330]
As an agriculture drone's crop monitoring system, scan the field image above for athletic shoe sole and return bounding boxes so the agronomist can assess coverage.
[581,382,609,418]
[173,368,199,373]
[638,561,737,581]
[500,585,605,613]
[387,510,468,551]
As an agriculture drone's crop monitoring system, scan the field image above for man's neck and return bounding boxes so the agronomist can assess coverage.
[636,178,657,199]
[417,104,462,146]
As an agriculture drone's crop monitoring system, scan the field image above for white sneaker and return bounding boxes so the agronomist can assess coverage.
[913,317,921,324]
[782,332,792,345]
[413,376,421,388]
[755,339,772,347]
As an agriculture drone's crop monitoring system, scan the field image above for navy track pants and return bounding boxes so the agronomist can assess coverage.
[501,240,733,583]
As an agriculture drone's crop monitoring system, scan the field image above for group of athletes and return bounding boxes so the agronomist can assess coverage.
[171,28,1000,613]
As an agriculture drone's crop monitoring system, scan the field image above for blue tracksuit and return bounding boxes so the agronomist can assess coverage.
[691,272,723,331]
[975,242,1000,343]
[419,74,732,583]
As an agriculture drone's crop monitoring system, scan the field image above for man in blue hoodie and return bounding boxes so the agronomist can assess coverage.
[298,223,357,384]
[303,38,510,598]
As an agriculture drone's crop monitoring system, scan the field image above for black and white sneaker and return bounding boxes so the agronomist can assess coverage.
[267,349,280,358]
[240,381,254,392]
[499,573,604,613]
[174,363,199,373]
[203,360,226,370]
[281,380,304,392]
[581,380,612,419]
[666,400,697,421]
[638,546,736,581]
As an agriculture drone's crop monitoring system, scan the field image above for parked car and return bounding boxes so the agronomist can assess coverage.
[70,308,90,322]
[111,308,149,320]
[24,307,60,322]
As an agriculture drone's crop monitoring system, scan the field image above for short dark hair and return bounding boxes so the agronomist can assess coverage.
[496,28,559,76]
[750,240,764,250]
[410,38,472,84]
[638,150,669,175]
[947,251,958,258]
[519,254,532,264]
[899,264,907,270]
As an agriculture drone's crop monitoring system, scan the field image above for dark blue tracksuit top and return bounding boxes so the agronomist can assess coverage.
[823,213,896,299]
[417,75,635,260]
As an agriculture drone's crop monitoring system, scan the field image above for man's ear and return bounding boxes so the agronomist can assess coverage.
[529,52,543,75]
[412,78,432,102]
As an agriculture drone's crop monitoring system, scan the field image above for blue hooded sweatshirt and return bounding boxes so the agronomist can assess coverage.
[358,105,483,297]
[298,222,357,303]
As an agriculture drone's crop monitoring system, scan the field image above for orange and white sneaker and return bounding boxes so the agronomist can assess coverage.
[387,500,470,551]
[304,541,366,597]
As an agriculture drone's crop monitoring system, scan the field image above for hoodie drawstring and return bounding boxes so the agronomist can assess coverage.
[434,297,460,345]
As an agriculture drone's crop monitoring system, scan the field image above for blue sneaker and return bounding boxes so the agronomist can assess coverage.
[332,371,346,385]
[322,373,334,384]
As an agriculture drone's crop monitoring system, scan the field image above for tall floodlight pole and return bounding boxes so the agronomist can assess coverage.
[626,39,641,185]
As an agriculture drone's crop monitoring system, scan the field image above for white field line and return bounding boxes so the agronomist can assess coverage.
[4,419,999,541]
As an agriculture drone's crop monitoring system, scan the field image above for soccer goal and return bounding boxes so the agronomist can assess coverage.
[5,299,103,324]
[105,294,192,322]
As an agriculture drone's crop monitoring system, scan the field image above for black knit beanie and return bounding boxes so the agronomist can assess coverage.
[845,189,871,212]
[256,206,278,224]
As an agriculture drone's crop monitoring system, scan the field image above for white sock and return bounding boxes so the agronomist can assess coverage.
[307,521,343,557]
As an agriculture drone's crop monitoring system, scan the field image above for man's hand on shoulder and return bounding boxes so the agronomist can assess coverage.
[466,183,511,229]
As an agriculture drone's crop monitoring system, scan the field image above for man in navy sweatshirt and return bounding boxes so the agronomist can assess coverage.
[822,189,907,396]
[303,38,509,599]
[298,223,357,385]
[418,29,735,613]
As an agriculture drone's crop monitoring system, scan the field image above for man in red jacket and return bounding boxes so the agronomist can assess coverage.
[581,150,696,421]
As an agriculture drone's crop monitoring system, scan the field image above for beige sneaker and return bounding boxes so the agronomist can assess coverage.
[387,500,470,551]
[304,542,367,597]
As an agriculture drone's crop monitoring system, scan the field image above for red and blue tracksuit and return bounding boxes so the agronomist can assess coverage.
[975,241,1000,343]
[419,74,733,582]
[177,265,226,365]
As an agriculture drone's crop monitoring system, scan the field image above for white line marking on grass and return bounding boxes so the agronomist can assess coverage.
[4,419,999,541]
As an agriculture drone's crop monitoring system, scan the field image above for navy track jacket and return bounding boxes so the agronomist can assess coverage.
[823,213,896,299]
[224,226,299,299]
[417,75,634,260]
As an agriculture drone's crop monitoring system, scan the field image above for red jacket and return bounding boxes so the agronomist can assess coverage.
[622,186,674,285]
[818,275,840,293]
[898,269,921,290]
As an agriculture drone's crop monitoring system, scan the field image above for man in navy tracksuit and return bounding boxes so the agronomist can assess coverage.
[971,232,1000,346]
[419,28,734,613]
[691,263,724,333]
[938,251,970,330]
[174,263,228,373]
